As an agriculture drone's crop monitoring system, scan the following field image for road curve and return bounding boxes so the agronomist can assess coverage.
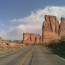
[24,45,65,65]
[0,45,65,65]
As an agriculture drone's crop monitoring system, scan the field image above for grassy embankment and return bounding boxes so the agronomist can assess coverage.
[40,36,65,58]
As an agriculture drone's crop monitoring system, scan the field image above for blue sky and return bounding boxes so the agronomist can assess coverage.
[0,0,65,40]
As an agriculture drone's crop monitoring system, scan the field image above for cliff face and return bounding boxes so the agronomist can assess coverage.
[43,15,59,33]
[60,18,65,37]
[23,15,65,44]
[0,37,2,41]
[42,15,60,43]
[23,33,42,44]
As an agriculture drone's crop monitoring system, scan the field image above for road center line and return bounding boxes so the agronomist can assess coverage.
[20,47,34,65]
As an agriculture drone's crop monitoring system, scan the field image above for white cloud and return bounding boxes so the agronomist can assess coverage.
[0,23,4,27]
[10,6,65,23]
[0,30,8,40]
[5,24,41,40]
[1,6,65,40]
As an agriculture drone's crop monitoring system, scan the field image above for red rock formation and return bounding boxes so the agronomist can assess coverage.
[60,18,65,37]
[0,37,2,41]
[42,15,60,43]
[23,15,65,44]
[23,33,42,44]
[39,36,43,43]
[14,40,22,44]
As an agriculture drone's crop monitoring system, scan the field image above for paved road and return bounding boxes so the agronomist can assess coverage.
[0,46,33,65]
[26,46,65,65]
[0,45,65,65]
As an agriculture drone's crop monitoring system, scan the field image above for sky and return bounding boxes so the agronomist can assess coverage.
[0,0,65,40]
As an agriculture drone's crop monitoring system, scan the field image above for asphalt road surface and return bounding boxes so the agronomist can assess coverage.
[0,45,65,65]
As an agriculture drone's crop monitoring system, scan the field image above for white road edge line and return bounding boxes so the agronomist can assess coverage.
[55,55,65,61]
[43,46,65,61]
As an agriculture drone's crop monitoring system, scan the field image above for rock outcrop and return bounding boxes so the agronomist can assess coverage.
[0,37,2,41]
[14,40,22,44]
[23,15,65,44]
[60,18,65,37]
[23,33,42,44]
[42,15,60,43]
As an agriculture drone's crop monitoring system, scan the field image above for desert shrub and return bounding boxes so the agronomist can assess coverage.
[24,43,31,46]
[61,35,65,41]
[39,43,44,46]
[46,39,65,58]
[39,43,49,46]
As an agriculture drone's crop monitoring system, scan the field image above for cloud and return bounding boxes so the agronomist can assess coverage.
[2,6,65,40]
[0,23,4,27]
[0,30,8,40]
[10,6,65,23]
[5,24,41,40]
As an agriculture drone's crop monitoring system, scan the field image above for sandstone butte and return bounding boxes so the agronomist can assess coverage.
[23,15,65,44]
